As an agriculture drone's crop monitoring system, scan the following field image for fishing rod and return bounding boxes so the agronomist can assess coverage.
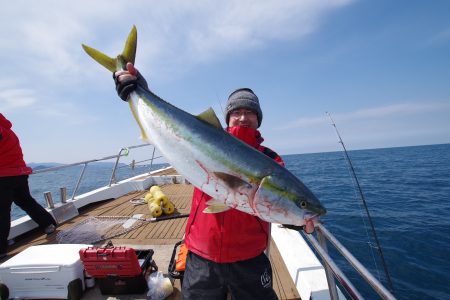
[326,112,395,294]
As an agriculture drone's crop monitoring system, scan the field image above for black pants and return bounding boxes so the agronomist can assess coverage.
[0,175,56,254]
[182,251,278,300]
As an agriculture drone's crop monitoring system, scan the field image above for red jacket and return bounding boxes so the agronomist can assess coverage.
[0,113,32,177]
[184,126,284,263]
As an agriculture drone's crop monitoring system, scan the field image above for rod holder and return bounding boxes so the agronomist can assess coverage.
[60,187,67,203]
[44,191,54,209]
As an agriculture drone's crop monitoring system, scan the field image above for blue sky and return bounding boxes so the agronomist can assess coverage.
[1,0,449,164]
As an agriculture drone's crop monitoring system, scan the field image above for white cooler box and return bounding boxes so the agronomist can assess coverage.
[0,244,91,300]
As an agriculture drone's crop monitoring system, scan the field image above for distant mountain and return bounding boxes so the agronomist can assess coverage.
[28,161,128,171]
[28,162,65,170]
[89,162,127,167]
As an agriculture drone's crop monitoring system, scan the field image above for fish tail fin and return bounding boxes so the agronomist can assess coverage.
[82,25,137,72]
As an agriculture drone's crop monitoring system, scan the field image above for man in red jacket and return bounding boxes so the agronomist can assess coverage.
[0,113,56,259]
[115,64,313,299]
[181,88,282,300]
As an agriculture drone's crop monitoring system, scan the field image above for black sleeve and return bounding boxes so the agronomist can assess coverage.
[262,147,279,160]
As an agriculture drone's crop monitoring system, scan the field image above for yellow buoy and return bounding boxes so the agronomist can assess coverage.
[144,193,154,203]
[152,190,169,206]
[149,202,162,217]
[149,185,161,194]
[163,202,175,215]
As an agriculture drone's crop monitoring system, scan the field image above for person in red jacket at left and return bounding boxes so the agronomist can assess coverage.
[0,113,56,259]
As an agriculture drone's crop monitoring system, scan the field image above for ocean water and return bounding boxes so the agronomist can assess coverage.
[12,162,168,221]
[14,144,450,299]
[283,144,450,300]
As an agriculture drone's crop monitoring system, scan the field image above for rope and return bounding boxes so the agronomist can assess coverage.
[55,214,189,244]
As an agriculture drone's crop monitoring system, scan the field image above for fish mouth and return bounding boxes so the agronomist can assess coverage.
[308,201,327,216]
[314,205,327,216]
[304,213,320,223]
[303,213,323,230]
[304,204,326,218]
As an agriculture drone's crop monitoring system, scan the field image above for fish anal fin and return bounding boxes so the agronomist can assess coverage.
[140,133,151,144]
[196,108,222,129]
[203,205,231,214]
[129,99,153,144]
[205,199,224,206]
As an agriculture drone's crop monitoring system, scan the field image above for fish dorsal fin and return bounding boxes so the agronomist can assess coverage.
[213,172,252,190]
[203,199,230,213]
[196,108,222,128]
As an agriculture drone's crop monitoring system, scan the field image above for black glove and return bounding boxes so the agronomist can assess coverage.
[281,224,305,231]
[113,71,149,101]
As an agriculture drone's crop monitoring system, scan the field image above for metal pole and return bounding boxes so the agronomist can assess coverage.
[71,163,88,200]
[32,144,149,175]
[60,187,67,203]
[265,223,272,258]
[109,148,128,186]
[316,228,340,300]
[317,224,396,300]
[303,232,363,300]
[149,146,156,173]
[44,191,54,209]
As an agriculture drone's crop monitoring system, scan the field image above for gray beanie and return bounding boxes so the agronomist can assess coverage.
[225,88,263,127]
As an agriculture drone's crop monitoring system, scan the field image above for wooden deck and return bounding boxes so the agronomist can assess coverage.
[3,181,300,300]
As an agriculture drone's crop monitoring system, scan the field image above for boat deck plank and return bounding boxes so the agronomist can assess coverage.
[3,181,300,300]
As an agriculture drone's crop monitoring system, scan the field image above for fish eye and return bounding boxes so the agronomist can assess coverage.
[300,201,307,208]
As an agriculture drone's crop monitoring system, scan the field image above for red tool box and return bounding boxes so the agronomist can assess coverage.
[79,246,156,295]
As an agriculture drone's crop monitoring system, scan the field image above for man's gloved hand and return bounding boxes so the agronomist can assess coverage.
[113,62,149,101]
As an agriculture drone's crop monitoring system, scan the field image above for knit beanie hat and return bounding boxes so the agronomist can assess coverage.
[225,88,263,127]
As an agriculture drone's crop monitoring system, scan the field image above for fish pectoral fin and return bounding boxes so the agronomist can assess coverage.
[196,108,222,129]
[213,172,253,190]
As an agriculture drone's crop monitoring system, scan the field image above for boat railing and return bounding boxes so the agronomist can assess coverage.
[29,145,395,299]
[31,144,163,204]
[303,223,396,300]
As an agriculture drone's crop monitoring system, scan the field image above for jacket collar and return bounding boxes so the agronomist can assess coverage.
[226,126,264,148]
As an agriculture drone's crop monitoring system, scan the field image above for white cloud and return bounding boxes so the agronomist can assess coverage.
[281,102,450,130]
[270,101,450,154]
[0,88,37,111]
[1,0,355,82]
[1,0,360,162]
[155,0,355,67]
[426,28,450,47]
[335,102,448,119]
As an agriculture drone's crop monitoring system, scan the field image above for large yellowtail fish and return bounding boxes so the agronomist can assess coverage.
[82,26,326,226]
